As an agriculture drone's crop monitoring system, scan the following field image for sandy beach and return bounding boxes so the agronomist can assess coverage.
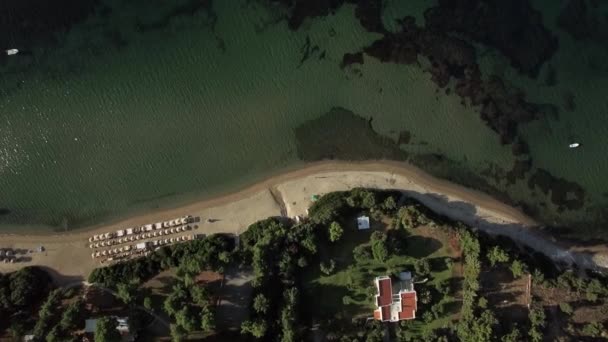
[1,161,606,284]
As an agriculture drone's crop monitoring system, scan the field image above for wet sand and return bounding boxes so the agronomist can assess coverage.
[0,160,605,285]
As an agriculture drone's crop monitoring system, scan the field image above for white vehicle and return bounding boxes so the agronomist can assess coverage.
[569,143,580,148]
[6,49,18,55]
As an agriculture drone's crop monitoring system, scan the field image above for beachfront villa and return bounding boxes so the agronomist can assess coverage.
[373,272,417,322]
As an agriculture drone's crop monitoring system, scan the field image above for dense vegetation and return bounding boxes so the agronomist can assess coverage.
[88,234,234,287]
[3,188,608,341]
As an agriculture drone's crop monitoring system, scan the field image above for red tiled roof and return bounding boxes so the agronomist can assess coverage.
[398,291,417,320]
[381,306,391,321]
[376,278,392,307]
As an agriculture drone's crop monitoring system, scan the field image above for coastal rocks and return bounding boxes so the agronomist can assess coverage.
[557,0,608,42]
[299,36,321,67]
[358,16,541,145]
[340,52,364,69]
[352,0,386,34]
[511,139,530,156]
[269,0,346,30]
[397,130,411,145]
[424,0,558,77]
[528,168,586,211]
[0,0,97,50]
[506,158,532,185]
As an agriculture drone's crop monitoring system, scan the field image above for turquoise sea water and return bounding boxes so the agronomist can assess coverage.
[1,0,607,234]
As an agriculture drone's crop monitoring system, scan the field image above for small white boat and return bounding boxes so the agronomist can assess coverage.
[569,143,580,149]
[6,49,18,56]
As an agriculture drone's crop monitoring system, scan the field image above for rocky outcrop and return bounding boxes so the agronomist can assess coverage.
[424,0,558,77]
[528,168,586,211]
[557,0,608,42]
[359,16,540,144]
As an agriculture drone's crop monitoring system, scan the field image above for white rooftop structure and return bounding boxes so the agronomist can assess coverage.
[126,228,134,235]
[85,317,130,334]
[357,216,370,230]
[116,230,125,237]
[136,242,147,250]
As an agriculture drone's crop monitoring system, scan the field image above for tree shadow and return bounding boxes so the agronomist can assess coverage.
[391,189,606,273]
[404,236,442,258]
[37,266,85,287]
[216,267,254,331]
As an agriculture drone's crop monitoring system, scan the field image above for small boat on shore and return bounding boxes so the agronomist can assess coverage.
[569,143,580,149]
[6,49,18,56]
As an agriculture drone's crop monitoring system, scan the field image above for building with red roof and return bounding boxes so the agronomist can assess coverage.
[373,272,417,322]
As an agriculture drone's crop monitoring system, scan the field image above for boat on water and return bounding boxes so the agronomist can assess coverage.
[5,49,18,56]
[569,143,580,149]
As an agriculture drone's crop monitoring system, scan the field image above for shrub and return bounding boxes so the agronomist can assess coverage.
[370,231,389,262]
[414,259,431,277]
[581,321,603,337]
[320,260,336,275]
[329,221,344,243]
[486,246,509,267]
[559,302,573,315]
[510,260,525,279]
[353,245,372,264]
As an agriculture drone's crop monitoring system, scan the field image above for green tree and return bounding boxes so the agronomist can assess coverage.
[170,323,186,342]
[164,284,188,317]
[418,288,432,305]
[353,245,372,264]
[382,196,397,212]
[241,319,267,338]
[143,297,153,311]
[190,286,210,307]
[444,257,453,270]
[528,307,545,342]
[464,309,496,341]
[116,282,137,305]
[9,267,51,308]
[94,317,121,342]
[60,300,83,331]
[361,191,377,209]
[414,259,431,277]
[200,306,215,332]
[175,306,197,332]
[559,302,573,315]
[33,289,62,339]
[297,256,308,268]
[45,325,61,342]
[510,260,525,279]
[500,326,521,342]
[320,259,336,275]
[370,231,389,262]
[478,297,488,309]
[582,321,603,337]
[328,221,344,242]
[253,294,269,314]
[486,246,509,267]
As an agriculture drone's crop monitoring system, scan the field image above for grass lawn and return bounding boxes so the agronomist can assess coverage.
[302,216,462,334]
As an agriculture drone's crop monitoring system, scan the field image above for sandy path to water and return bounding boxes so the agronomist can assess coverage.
[0,161,605,284]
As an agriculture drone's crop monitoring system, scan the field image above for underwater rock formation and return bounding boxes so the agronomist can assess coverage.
[424,0,558,77]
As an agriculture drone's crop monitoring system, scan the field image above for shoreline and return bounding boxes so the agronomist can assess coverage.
[0,160,606,284]
[0,160,535,238]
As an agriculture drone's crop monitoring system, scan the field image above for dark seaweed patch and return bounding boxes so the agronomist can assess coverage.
[528,168,586,210]
[294,107,407,161]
